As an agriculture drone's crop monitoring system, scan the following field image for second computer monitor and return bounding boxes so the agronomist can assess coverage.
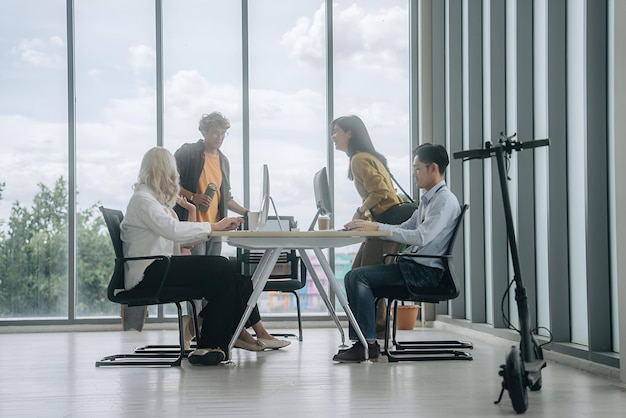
[308,167,333,231]
[256,164,283,231]
[258,164,270,229]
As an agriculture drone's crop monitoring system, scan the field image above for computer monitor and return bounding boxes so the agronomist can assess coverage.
[256,164,283,231]
[307,167,333,231]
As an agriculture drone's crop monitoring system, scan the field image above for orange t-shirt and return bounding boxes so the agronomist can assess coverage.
[196,152,222,223]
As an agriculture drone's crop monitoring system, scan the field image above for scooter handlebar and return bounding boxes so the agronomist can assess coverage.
[453,147,493,160]
[454,138,550,161]
[515,138,550,150]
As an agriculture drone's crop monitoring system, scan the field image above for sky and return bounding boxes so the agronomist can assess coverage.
[0,0,412,249]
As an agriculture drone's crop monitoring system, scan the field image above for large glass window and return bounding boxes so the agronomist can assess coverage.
[567,0,589,346]
[332,0,411,294]
[74,0,157,317]
[161,0,243,317]
[248,0,328,314]
[0,0,69,319]
[162,0,243,219]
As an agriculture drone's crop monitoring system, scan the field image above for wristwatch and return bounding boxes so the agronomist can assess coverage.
[356,207,365,216]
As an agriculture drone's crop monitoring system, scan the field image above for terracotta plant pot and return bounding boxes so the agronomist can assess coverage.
[395,305,420,330]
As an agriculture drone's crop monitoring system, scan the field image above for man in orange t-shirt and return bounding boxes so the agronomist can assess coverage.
[174,112,248,256]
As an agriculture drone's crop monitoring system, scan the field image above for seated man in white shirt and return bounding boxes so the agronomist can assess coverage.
[333,143,461,363]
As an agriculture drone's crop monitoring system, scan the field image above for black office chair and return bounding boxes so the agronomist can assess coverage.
[374,204,473,362]
[233,248,307,341]
[95,206,201,367]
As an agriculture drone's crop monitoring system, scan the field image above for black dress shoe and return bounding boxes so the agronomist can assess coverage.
[332,341,380,363]
[188,348,225,366]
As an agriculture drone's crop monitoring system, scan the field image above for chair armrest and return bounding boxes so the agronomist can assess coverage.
[117,255,171,302]
[382,253,451,263]
[119,255,169,262]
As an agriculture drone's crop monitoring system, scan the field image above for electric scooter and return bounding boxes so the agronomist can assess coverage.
[453,133,549,414]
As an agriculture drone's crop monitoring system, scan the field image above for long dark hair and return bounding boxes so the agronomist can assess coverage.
[331,115,388,180]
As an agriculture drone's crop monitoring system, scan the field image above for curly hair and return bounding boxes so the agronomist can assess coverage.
[135,147,180,207]
[198,111,231,133]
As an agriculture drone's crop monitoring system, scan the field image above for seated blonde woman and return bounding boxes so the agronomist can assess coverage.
[168,157,290,352]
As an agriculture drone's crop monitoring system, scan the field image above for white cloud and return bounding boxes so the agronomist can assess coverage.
[50,36,64,47]
[1,60,408,229]
[162,69,327,145]
[128,45,155,72]
[10,36,65,68]
[281,3,409,79]
[164,70,241,125]
[0,115,69,216]
[280,9,325,67]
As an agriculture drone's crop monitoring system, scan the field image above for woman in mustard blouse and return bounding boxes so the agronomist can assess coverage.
[331,115,402,336]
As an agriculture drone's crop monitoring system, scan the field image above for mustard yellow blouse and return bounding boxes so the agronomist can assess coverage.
[350,152,402,217]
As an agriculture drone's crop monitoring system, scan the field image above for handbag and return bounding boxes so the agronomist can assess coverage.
[371,201,419,224]
[371,169,418,225]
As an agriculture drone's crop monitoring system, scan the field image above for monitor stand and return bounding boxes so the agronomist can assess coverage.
[268,196,284,231]
[307,208,323,231]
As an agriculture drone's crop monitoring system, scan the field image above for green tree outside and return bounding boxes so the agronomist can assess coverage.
[0,178,116,318]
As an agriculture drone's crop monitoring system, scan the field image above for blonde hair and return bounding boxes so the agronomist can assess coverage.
[135,147,180,207]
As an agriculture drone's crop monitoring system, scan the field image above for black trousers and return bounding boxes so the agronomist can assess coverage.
[137,255,261,352]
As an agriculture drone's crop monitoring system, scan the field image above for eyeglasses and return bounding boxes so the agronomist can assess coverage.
[209,130,229,138]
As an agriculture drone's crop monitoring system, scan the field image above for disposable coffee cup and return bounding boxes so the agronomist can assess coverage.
[317,215,330,230]
[247,211,259,231]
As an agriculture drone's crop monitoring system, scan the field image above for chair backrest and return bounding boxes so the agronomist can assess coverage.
[236,214,306,287]
[445,204,469,256]
[100,207,124,259]
[431,203,469,301]
[376,204,468,303]
[99,206,127,300]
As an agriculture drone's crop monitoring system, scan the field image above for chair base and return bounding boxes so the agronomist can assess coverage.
[95,301,192,367]
[261,332,299,339]
[254,290,303,342]
[134,344,195,355]
[395,340,473,350]
[385,349,473,362]
[133,301,201,354]
[237,247,306,342]
[379,299,474,362]
[95,352,184,367]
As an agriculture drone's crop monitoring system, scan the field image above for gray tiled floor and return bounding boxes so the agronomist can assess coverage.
[0,325,624,417]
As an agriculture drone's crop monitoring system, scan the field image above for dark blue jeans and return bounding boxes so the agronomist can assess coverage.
[344,260,443,341]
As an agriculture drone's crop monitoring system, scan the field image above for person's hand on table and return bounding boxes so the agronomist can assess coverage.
[344,219,379,231]
[212,217,244,231]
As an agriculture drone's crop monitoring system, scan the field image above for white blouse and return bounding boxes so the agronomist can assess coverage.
[120,184,212,289]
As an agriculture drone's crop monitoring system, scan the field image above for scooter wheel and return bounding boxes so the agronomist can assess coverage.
[505,346,528,413]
